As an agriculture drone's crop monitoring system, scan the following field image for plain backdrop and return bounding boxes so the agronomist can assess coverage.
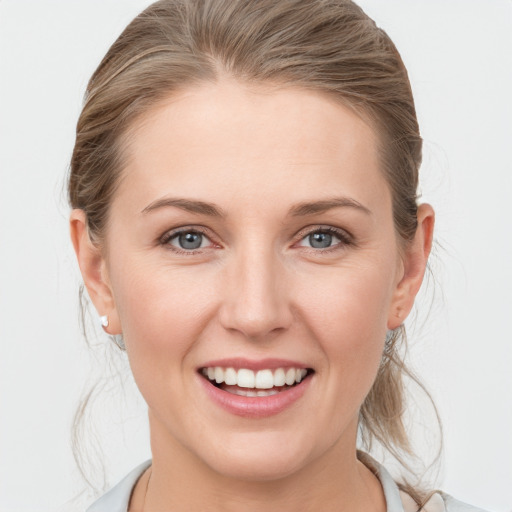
[0,1,511,511]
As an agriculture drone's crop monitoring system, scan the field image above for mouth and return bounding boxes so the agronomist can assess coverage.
[199,366,315,397]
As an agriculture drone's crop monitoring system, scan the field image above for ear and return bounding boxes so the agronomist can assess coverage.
[69,209,122,335]
[387,203,435,330]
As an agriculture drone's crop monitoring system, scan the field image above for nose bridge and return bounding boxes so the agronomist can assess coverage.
[219,237,292,339]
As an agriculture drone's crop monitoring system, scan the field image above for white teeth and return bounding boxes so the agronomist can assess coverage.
[274,368,286,387]
[202,366,310,389]
[295,369,307,383]
[230,388,282,397]
[237,368,255,388]
[285,368,296,385]
[224,367,237,385]
[257,389,279,396]
[214,367,224,384]
[255,369,274,389]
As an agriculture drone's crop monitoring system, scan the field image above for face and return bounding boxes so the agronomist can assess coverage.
[75,78,429,482]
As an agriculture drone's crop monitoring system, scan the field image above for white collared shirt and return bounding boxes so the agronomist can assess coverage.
[86,453,488,512]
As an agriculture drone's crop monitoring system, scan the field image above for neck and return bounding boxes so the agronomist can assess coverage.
[132,414,386,512]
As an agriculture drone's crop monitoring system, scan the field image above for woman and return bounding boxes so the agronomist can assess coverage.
[68,1,488,511]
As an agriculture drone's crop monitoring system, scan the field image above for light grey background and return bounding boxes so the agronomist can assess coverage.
[0,1,511,511]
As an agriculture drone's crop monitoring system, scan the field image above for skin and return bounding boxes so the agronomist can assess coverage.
[70,77,434,512]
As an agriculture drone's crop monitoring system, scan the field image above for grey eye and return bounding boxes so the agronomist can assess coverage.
[168,231,208,250]
[308,232,334,248]
[179,232,203,249]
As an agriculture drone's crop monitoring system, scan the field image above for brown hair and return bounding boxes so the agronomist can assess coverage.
[69,0,438,504]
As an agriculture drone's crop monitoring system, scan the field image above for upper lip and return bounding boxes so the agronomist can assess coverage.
[198,358,311,372]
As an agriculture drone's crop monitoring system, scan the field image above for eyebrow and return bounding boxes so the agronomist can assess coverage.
[141,198,226,217]
[289,197,371,217]
[141,196,371,217]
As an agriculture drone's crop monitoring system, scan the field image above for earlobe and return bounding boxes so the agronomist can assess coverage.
[69,209,121,335]
[387,204,435,330]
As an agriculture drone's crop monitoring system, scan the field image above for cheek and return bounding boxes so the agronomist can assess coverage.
[299,261,393,341]
[109,258,217,380]
[297,260,394,391]
[108,261,226,432]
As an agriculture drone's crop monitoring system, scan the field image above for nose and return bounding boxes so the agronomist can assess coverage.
[218,244,293,341]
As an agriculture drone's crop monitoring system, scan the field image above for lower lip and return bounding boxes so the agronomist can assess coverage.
[199,374,312,418]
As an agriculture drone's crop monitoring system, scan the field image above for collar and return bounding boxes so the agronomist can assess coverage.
[86,452,423,512]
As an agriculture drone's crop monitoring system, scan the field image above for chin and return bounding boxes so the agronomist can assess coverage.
[209,455,307,483]
[199,433,313,482]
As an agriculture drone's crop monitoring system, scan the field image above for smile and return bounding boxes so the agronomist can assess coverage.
[200,367,312,396]
[197,360,314,417]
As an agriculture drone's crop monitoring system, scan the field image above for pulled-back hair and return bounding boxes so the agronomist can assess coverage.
[69,0,439,504]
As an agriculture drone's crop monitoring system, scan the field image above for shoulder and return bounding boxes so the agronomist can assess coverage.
[437,492,491,512]
[401,489,490,512]
[357,451,490,512]
[86,460,152,512]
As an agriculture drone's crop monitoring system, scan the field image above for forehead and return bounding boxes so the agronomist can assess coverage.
[116,79,387,215]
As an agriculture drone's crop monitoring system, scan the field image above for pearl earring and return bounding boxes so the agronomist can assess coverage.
[99,315,126,350]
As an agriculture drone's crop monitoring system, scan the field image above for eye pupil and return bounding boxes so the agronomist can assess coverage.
[179,232,203,249]
[309,232,332,248]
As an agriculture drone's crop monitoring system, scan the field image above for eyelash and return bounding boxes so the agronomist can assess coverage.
[295,226,353,254]
[159,226,214,255]
[159,225,353,255]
